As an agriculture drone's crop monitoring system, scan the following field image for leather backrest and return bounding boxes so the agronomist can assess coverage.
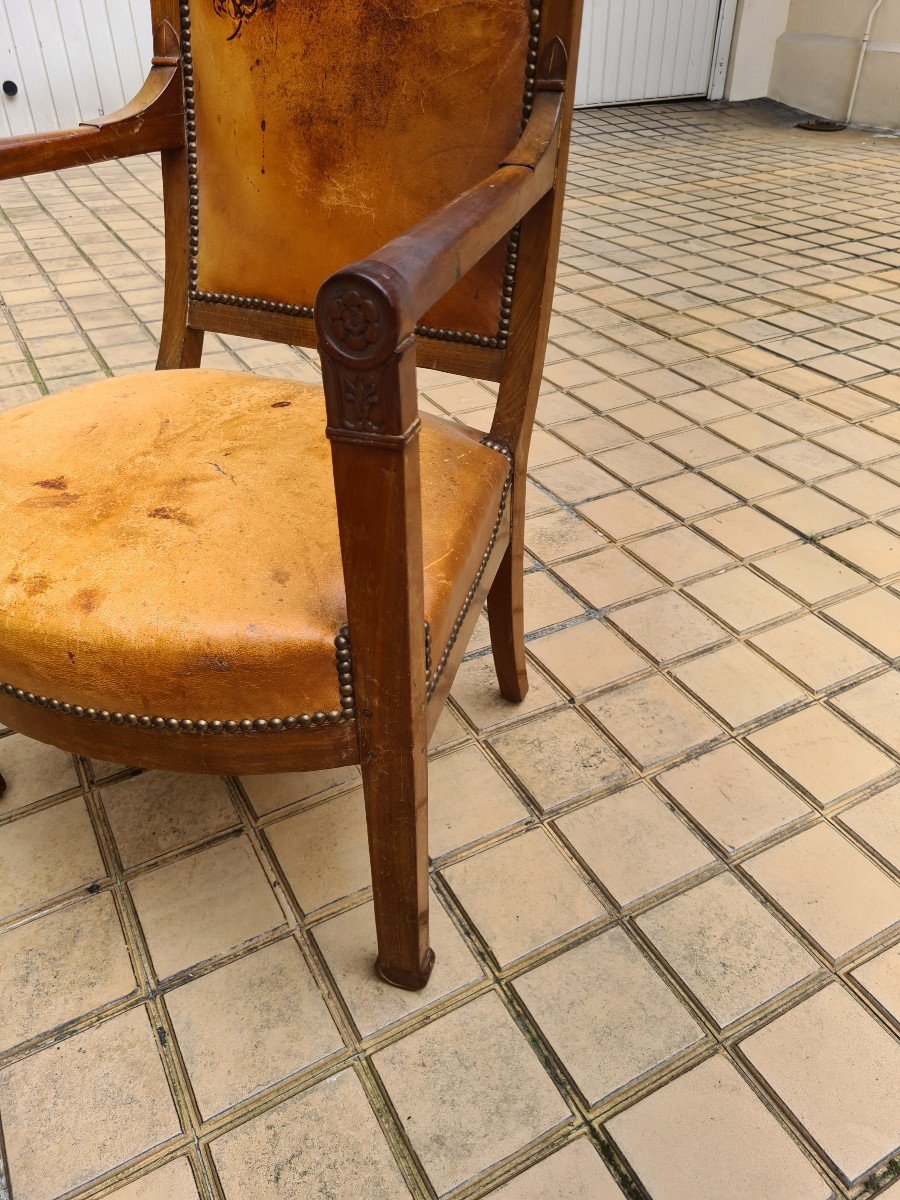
[183,0,537,350]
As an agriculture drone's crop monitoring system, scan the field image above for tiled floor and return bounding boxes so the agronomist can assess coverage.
[1,99,899,1199]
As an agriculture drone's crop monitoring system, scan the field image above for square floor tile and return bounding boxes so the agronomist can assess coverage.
[749,705,894,807]
[852,945,900,1022]
[443,829,607,965]
[578,489,674,539]
[606,1054,831,1200]
[0,797,106,920]
[529,620,649,697]
[595,442,681,485]
[587,675,724,769]
[642,472,734,519]
[651,428,738,468]
[525,509,608,563]
[838,783,900,870]
[449,655,563,733]
[684,566,801,632]
[0,1006,180,1200]
[266,788,371,912]
[638,873,818,1028]
[0,735,79,815]
[166,937,342,1117]
[755,543,869,603]
[555,781,714,907]
[315,894,483,1037]
[711,412,790,451]
[818,468,900,517]
[130,836,286,978]
[657,743,811,855]
[758,487,859,538]
[489,709,633,812]
[672,642,805,729]
[825,587,900,657]
[554,547,663,609]
[703,455,794,500]
[696,506,801,561]
[374,993,570,1195]
[531,458,622,504]
[429,743,529,856]
[741,984,900,1183]
[744,824,900,960]
[832,670,900,755]
[815,425,897,464]
[750,613,880,693]
[240,766,360,818]
[823,524,900,581]
[627,527,733,583]
[211,1069,411,1199]
[488,1139,623,1200]
[0,892,136,1051]
[607,591,728,665]
[524,571,585,631]
[761,440,850,483]
[516,926,705,1107]
[101,772,238,868]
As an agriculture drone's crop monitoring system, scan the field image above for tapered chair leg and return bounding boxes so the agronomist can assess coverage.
[488,533,529,703]
[362,742,434,991]
[0,771,5,798]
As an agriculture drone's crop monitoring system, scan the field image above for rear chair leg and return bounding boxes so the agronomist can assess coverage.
[0,772,5,798]
[362,739,434,990]
[488,525,529,703]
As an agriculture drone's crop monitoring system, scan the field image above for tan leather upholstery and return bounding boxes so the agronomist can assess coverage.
[0,370,509,745]
[189,0,530,340]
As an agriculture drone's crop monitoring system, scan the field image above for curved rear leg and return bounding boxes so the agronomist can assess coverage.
[487,531,529,703]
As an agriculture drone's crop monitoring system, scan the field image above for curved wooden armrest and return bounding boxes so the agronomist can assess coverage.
[0,20,184,182]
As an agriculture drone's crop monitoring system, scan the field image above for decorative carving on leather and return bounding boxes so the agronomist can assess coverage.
[212,0,274,40]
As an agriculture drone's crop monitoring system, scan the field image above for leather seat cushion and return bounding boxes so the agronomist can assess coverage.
[0,369,509,724]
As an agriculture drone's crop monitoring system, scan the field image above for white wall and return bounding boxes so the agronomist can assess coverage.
[724,0,790,100]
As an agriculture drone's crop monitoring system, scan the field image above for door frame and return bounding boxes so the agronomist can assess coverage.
[707,0,740,100]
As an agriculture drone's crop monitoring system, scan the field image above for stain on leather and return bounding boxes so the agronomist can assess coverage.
[212,0,275,41]
[74,588,103,615]
[148,506,194,527]
[23,575,51,598]
[33,476,67,490]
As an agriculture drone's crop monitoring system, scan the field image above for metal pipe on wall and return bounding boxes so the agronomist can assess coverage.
[846,0,886,124]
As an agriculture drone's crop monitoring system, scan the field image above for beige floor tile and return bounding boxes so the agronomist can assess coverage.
[824,587,900,657]
[750,613,880,693]
[744,824,900,959]
[489,709,633,812]
[815,424,898,464]
[557,413,633,453]
[838,783,900,870]
[673,642,805,729]
[525,509,608,564]
[819,468,900,517]
[587,674,724,769]
[101,772,238,868]
[684,565,801,632]
[105,1158,200,1199]
[626,526,733,583]
[239,765,360,817]
[449,654,563,733]
[766,398,842,436]
[0,1006,180,1200]
[516,925,704,1106]
[711,412,790,451]
[754,543,869,603]
[832,670,900,755]
[0,796,106,919]
[606,1054,832,1200]
[443,828,607,965]
[531,457,622,504]
[703,455,794,499]
[693,505,799,558]
[529,620,649,697]
[315,894,483,1037]
[556,781,714,906]
[757,487,859,538]
[607,591,729,665]
[211,1069,411,1199]
[761,439,850,482]
[578,489,674,539]
[823,524,900,582]
[554,547,662,609]
[573,377,648,412]
[374,993,570,1195]
[0,734,79,814]
[657,742,811,854]
[488,1138,623,1200]
[651,427,739,469]
[429,743,529,856]
[749,704,894,807]
[166,937,342,1117]
[595,441,681,486]
[266,788,370,912]
[131,836,286,978]
[0,892,136,1051]
[852,945,900,1021]
[741,984,900,1183]
[638,873,818,1028]
[641,472,734,519]
[524,571,586,631]
[611,401,690,438]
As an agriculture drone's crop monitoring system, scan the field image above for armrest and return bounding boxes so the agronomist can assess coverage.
[0,20,184,182]
[316,37,567,368]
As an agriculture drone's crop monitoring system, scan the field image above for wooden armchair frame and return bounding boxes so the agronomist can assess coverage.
[0,0,582,989]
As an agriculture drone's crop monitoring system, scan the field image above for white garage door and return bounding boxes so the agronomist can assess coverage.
[0,0,151,136]
[576,0,737,107]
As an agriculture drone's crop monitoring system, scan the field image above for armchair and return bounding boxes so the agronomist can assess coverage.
[0,0,582,990]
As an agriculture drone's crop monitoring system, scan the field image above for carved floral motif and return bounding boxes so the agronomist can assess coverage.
[341,373,385,433]
[327,290,381,353]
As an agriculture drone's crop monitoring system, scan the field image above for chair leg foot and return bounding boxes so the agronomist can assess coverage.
[0,771,5,799]
[376,946,436,991]
[487,542,529,703]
